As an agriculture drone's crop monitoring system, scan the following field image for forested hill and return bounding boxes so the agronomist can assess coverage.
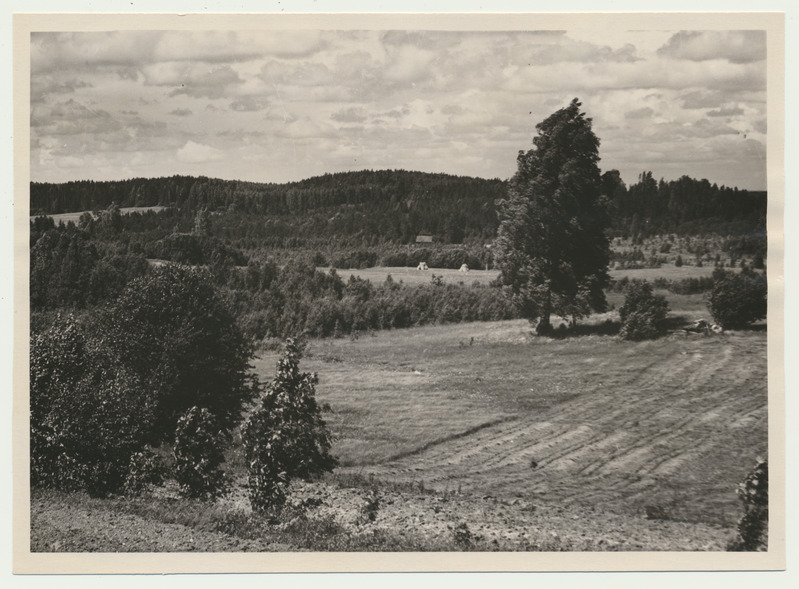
[31,170,505,245]
[31,169,766,242]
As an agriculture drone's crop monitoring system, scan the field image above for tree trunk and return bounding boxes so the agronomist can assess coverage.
[536,288,553,335]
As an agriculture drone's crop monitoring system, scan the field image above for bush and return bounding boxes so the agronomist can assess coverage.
[728,459,768,551]
[618,280,669,340]
[124,448,167,497]
[708,270,767,329]
[30,314,156,496]
[93,264,258,441]
[242,339,337,512]
[173,407,230,501]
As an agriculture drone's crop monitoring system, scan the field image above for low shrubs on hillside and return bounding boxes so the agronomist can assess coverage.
[619,280,670,341]
[609,275,715,295]
[30,266,259,498]
[228,262,518,341]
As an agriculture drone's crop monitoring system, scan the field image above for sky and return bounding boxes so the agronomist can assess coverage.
[30,28,768,190]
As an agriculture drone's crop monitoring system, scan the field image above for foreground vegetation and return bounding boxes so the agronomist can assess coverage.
[31,310,767,551]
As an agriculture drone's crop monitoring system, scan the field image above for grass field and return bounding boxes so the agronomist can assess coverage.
[31,206,168,225]
[322,263,727,288]
[253,315,767,528]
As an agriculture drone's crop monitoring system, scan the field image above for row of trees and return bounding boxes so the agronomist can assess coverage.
[31,168,765,249]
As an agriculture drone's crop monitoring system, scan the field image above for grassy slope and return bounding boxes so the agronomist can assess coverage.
[253,312,766,529]
[30,267,767,552]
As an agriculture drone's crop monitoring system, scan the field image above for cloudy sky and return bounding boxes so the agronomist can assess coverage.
[30,28,768,190]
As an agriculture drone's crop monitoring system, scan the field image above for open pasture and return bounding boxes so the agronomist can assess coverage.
[255,318,767,527]
[31,205,168,225]
[321,266,500,287]
[324,263,724,288]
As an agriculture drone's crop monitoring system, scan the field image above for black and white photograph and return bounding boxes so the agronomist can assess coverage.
[13,9,785,575]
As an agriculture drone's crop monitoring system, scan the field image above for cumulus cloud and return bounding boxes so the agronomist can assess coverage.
[31,30,327,75]
[176,140,224,163]
[707,106,744,117]
[625,107,654,119]
[166,65,243,99]
[229,96,269,112]
[31,77,91,102]
[331,106,368,123]
[29,28,770,190]
[657,31,766,64]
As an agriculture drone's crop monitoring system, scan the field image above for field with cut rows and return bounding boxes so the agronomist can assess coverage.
[255,313,767,529]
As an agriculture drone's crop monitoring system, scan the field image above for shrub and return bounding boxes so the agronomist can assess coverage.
[728,459,768,551]
[242,338,337,512]
[173,407,230,501]
[93,264,258,441]
[618,280,669,340]
[707,270,767,329]
[124,448,167,497]
[30,314,156,496]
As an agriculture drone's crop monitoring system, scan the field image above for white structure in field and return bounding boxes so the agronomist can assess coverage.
[417,261,429,270]
[459,264,469,273]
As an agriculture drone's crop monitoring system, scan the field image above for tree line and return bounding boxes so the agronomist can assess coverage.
[31,167,765,248]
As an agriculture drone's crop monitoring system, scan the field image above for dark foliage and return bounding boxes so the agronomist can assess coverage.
[242,339,337,512]
[225,262,517,341]
[91,264,258,440]
[618,280,670,340]
[124,448,167,497]
[30,314,157,496]
[728,459,768,551]
[612,171,766,238]
[173,407,230,501]
[32,166,766,250]
[707,269,767,329]
[495,98,611,333]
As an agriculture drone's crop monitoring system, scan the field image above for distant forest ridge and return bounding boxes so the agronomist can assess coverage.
[30,169,766,240]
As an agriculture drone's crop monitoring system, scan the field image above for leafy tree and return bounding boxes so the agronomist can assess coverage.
[30,314,157,496]
[619,280,669,340]
[495,98,610,333]
[173,406,229,500]
[707,269,767,329]
[242,339,337,512]
[92,264,258,441]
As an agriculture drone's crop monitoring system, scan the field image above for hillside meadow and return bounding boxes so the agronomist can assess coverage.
[30,264,766,552]
[255,312,766,528]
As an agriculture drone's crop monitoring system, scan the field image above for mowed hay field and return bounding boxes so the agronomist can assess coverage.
[325,263,726,287]
[253,316,767,528]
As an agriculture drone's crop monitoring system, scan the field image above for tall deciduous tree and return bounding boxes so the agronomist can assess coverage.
[495,98,611,333]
